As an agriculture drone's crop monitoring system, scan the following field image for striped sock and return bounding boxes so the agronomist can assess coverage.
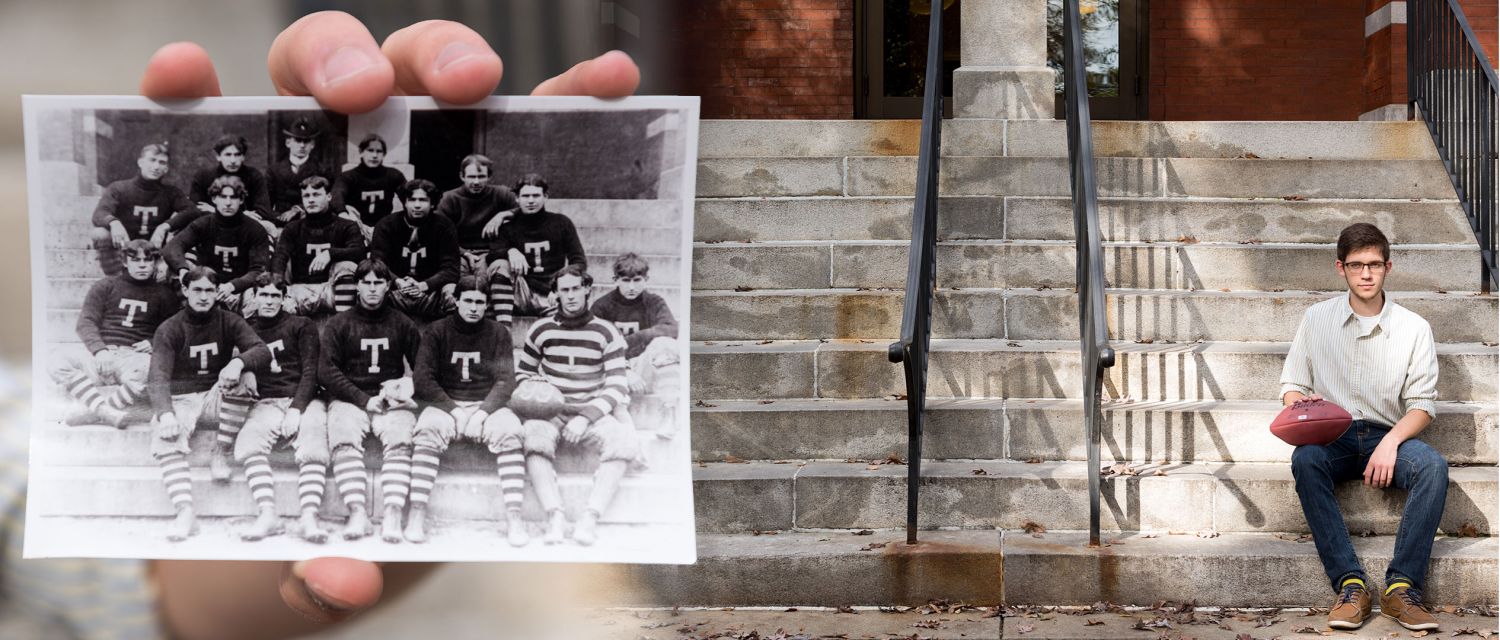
[156,452,194,509]
[62,372,108,414]
[409,445,442,506]
[104,378,144,411]
[244,454,275,509]
[298,462,327,512]
[333,447,367,509]
[331,277,357,312]
[489,279,515,323]
[497,448,526,512]
[217,394,254,448]
[381,445,413,509]
[94,240,122,276]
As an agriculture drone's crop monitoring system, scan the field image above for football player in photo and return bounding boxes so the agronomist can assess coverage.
[434,154,517,281]
[270,176,366,316]
[370,178,460,322]
[163,175,271,315]
[190,134,270,220]
[486,173,585,324]
[266,117,333,237]
[90,142,196,276]
[333,133,407,242]
[590,252,681,436]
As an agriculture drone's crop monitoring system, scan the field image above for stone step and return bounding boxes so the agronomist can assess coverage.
[690,398,1498,466]
[690,288,1496,343]
[699,120,1439,160]
[694,196,1471,245]
[627,531,1494,606]
[698,157,1456,199]
[27,465,692,525]
[690,240,1482,292]
[30,423,685,474]
[737,460,1496,535]
[690,339,1497,402]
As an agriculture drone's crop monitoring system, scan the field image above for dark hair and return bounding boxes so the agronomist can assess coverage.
[180,266,218,289]
[1336,223,1390,262]
[253,279,287,295]
[515,173,548,195]
[612,253,649,279]
[354,258,393,283]
[551,262,592,290]
[357,133,387,153]
[397,178,437,203]
[213,135,248,155]
[208,175,247,201]
[299,175,331,193]
[140,142,170,159]
[121,239,160,261]
[453,275,485,299]
[459,154,493,175]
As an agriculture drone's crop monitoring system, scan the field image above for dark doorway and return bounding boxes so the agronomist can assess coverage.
[409,109,481,194]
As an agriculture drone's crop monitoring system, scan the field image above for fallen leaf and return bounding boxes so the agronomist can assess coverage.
[1454,522,1483,537]
[784,607,798,612]
[1007,341,1022,347]
[1016,623,1035,634]
[913,619,943,629]
[971,468,989,475]
[694,400,719,408]
[1022,520,1047,534]
[1292,625,1318,633]
[1411,631,1429,638]
[1025,456,1043,464]
[1242,152,1262,159]
[853,529,875,536]
[1101,463,1138,477]
[1283,194,1307,201]
[1196,529,1220,539]
[751,529,779,536]
[756,339,773,344]
[1178,235,1199,244]
[734,285,754,292]
[837,605,857,614]
[758,399,775,405]
[1135,338,1155,344]
[859,542,887,551]
[1153,468,1168,476]
[722,455,746,464]
[885,453,907,465]
[1085,619,1104,626]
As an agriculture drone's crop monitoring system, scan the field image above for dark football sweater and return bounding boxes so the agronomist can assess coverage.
[333,164,406,228]
[76,275,181,354]
[434,185,517,252]
[267,156,332,218]
[318,303,421,408]
[91,176,196,239]
[488,210,586,294]
[148,307,270,417]
[369,213,460,290]
[589,289,679,359]
[190,165,270,215]
[414,315,515,413]
[250,312,319,410]
[271,212,367,284]
[163,213,271,292]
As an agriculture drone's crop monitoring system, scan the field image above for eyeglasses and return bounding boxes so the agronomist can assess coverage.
[1341,261,1388,273]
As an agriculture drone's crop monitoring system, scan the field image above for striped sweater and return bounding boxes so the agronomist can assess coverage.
[517,310,630,423]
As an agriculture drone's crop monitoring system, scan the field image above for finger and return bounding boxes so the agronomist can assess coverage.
[381,20,503,103]
[279,558,383,623]
[140,42,223,99]
[531,50,640,98]
[268,11,395,114]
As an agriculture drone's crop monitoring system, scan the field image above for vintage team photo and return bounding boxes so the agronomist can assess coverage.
[22,95,698,564]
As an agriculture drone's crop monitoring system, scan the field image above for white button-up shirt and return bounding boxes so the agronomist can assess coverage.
[1279,293,1439,426]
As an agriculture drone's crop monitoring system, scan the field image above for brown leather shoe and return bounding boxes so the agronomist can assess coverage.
[1328,582,1373,630]
[1380,585,1439,631]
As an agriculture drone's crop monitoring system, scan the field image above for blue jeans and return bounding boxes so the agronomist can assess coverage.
[1290,420,1448,593]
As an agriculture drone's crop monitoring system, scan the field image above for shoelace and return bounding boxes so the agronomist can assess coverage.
[1397,588,1430,612]
[1338,584,1365,605]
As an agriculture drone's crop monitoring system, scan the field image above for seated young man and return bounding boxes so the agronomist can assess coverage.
[333,133,407,242]
[1281,223,1445,632]
[434,154,517,281]
[91,142,196,276]
[406,276,525,545]
[319,258,423,543]
[231,281,332,543]
[50,239,179,427]
[163,175,271,315]
[369,178,460,321]
[270,176,366,316]
[190,134,270,220]
[486,173,586,324]
[147,267,270,541]
[265,117,333,238]
[589,252,681,435]
[518,264,638,547]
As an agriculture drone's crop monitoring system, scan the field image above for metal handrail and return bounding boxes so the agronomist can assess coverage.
[1060,0,1116,547]
[887,0,944,546]
[1408,0,1498,293]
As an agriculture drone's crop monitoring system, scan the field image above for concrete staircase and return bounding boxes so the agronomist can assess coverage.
[638,119,1498,607]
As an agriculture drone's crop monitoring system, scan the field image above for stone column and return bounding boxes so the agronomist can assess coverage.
[953,0,1055,119]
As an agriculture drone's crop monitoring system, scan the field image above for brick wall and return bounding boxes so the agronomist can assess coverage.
[1149,1,1368,120]
[1365,0,1497,117]
[677,0,855,119]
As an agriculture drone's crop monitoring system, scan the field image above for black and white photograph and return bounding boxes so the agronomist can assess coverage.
[22,95,698,564]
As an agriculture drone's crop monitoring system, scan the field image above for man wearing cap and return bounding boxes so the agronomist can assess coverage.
[267,116,334,239]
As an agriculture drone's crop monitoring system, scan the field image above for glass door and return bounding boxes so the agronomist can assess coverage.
[856,0,962,119]
[1048,0,1147,120]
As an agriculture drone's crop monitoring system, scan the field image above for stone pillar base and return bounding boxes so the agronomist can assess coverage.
[953,66,1056,119]
[1358,104,1410,121]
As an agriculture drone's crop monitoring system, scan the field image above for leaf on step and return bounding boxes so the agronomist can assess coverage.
[722,455,746,463]
[885,453,907,465]
[913,619,943,629]
[1357,529,1377,537]
[1238,239,1262,245]
[751,529,779,535]
[694,400,718,408]
[1022,520,1047,534]
[837,604,858,613]
[1153,468,1168,476]
[1283,194,1307,201]
[1101,463,1138,477]
[1085,619,1104,626]
[1196,529,1220,539]
[757,339,774,344]
[758,399,775,405]
[1454,522,1484,537]
[733,285,754,292]
[1275,532,1313,543]
[859,542,887,551]
[1135,338,1155,344]
[1291,624,1318,633]
[1220,288,1231,292]
[1411,631,1430,638]
[1007,341,1022,347]
[887,393,909,400]
[1177,235,1199,244]
[1437,290,1448,294]
[1016,623,1035,634]
[1037,284,1052,290]
[1241,152,1262,159]
[1025,456,1043,464]
[971,468,988,475]
[853,529,875,536]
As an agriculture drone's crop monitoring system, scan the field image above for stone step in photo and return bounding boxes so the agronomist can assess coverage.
[690,288,1496,343]
[689,398,1497,466]
[28,465,691,525]
[690,339,1497,402]
[690,240,1481,292]
[689,460,1496,535]
[699,120,1439,161]
[626,530,1494,607]
[698,156,1456,199]
[695,195,1471,245]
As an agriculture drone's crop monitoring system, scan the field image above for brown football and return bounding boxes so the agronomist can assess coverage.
[1270,399,1353,446]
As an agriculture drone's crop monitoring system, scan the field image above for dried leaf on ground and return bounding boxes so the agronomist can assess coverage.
[751,530,779,536]
[1178,235,1200,244]
[734,285,754,292]
[885,453,907,465]
[912,619,943,629]
[1153,468,1168,476]
[859,542,887,551]
[694,400,718,408]
[1291,625,1318,633]
[1242,152,1262,159]
[971,468,988,475]
[1085,619,1104,626]
[1135,338,1155,344]
[1007,341,1022,347]
[1283,194,1307,201]
[722,455,746,464]
[1022,520,1047,536]
[836,605,857,614]
[1101,463,1138,477]
[1016,623,1035,634]
[758,399,775,405]
[1025,456,1043,464]
[756,339,773,344]
[1455,522,1484,537]
[1196,529,1220,539]
[853,529,875,536]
